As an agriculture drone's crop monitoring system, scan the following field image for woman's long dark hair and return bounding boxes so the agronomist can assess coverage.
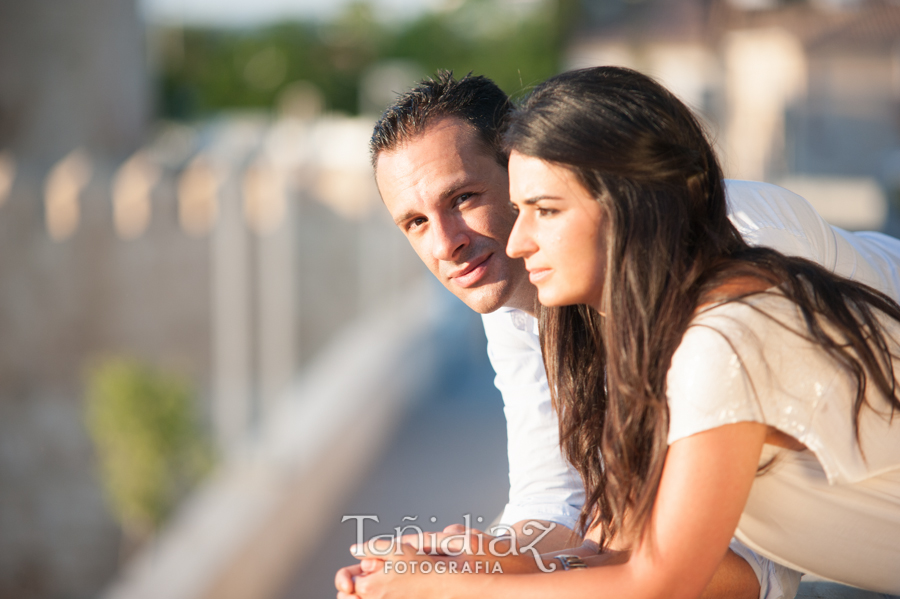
[504,66,900,548]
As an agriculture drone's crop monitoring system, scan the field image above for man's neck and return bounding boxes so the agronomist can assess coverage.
[502,281,539,316]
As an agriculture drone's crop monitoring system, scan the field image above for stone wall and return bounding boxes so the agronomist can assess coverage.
[0,116,425,597]
[0,5,425,592]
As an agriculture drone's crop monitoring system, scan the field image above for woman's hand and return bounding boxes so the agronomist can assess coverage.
[336,560,382,599]
[348,539,457,599]
[338,524,544,599]
[337,422,767,599]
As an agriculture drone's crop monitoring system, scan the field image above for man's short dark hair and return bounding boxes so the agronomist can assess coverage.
[370,70,511,168]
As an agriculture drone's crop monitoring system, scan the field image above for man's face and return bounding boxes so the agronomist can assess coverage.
[375,117,530,314]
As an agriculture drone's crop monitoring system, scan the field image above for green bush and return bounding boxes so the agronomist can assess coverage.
[85,359,214,540]
[156,0,578,118]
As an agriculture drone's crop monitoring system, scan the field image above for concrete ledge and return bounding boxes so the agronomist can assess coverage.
[798,575,899,599]
[101,278,449,599]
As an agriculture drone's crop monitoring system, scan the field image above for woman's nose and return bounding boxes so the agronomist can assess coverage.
[506,215,536,259]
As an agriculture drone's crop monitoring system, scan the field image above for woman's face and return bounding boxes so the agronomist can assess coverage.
[506,151,609,310]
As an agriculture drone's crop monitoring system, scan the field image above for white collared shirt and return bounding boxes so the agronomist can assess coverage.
[482,179,900,598]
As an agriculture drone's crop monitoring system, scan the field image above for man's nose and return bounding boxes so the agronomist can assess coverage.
[506,215,535,259]
[431,216,468,261]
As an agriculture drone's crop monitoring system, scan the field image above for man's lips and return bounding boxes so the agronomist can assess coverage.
[449,254,492,288]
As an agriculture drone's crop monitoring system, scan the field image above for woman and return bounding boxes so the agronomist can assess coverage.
[350,67,900,598]
[505,65,900,594]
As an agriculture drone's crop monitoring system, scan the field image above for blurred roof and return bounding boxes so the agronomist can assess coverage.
[576,0,715,44]
[717,0,900,51]
[573,0,900,52]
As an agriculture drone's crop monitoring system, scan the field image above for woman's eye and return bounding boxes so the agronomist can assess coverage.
[537,207,556,217]
[509,202,520,214]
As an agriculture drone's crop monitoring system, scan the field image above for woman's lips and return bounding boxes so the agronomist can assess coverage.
[528,268,551,284]
[451,254,492,288]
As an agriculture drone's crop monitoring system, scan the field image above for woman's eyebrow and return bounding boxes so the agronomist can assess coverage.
[522,195,563,205]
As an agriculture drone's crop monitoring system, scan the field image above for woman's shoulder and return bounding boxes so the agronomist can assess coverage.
[667,287,830,446]
[692,287,797,330]
[693,283,900,349]
[666,297,775,445]
[677,285,843,398]
[670,288,900,484]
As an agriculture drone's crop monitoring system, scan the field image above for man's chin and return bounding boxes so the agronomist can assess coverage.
[451,284,510,314]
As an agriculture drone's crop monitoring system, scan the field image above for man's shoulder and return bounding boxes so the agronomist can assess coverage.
[724,179,812,216]
[724,178,827,260]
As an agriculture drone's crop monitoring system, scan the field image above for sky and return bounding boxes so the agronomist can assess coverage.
[138,0,449,26]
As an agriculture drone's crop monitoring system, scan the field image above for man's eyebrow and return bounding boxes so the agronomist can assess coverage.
[393,180,477,226]
[439,179,475,201]
[394,209,419,226]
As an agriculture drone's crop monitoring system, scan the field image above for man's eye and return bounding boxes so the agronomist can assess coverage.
[454,193,473,207]
[407,217,427,231]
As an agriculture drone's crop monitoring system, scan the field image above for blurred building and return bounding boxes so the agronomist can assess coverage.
[567,0,900,231]
[0,2,151,598]
[0,3,423,598]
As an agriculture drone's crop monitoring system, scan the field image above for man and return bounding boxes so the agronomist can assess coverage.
[336,71,900,599]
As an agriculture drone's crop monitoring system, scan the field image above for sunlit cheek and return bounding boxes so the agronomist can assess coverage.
[535,227,568,264]
[464,202,490,225]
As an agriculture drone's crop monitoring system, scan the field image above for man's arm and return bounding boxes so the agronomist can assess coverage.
[725,178,900,301]
[481,309,584,535]
[506,519,579,553]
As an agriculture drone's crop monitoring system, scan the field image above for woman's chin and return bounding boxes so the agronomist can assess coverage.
[537,289,581,307]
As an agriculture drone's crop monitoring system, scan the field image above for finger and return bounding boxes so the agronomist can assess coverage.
[361,559,383,573]
[396,529,477,551]
[355,576,372,596]
[351,537,395,558]
[334,565,363,594]
[397,529,464,552]
[440,530,490,554]
[394,541,422,558]
[336,592,360,599]
[399,531,490,556]
[397,532,430,550]
[441,524,487,536]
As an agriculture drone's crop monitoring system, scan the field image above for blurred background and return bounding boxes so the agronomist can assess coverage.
[1,0,899,598]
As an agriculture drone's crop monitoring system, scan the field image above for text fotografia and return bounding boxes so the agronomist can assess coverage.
[383,560,504,574]
[342,514,561,572]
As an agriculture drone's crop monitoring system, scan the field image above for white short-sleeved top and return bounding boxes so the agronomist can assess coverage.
[667,290,900,593]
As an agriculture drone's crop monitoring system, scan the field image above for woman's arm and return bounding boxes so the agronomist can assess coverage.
[351,421,768,599]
